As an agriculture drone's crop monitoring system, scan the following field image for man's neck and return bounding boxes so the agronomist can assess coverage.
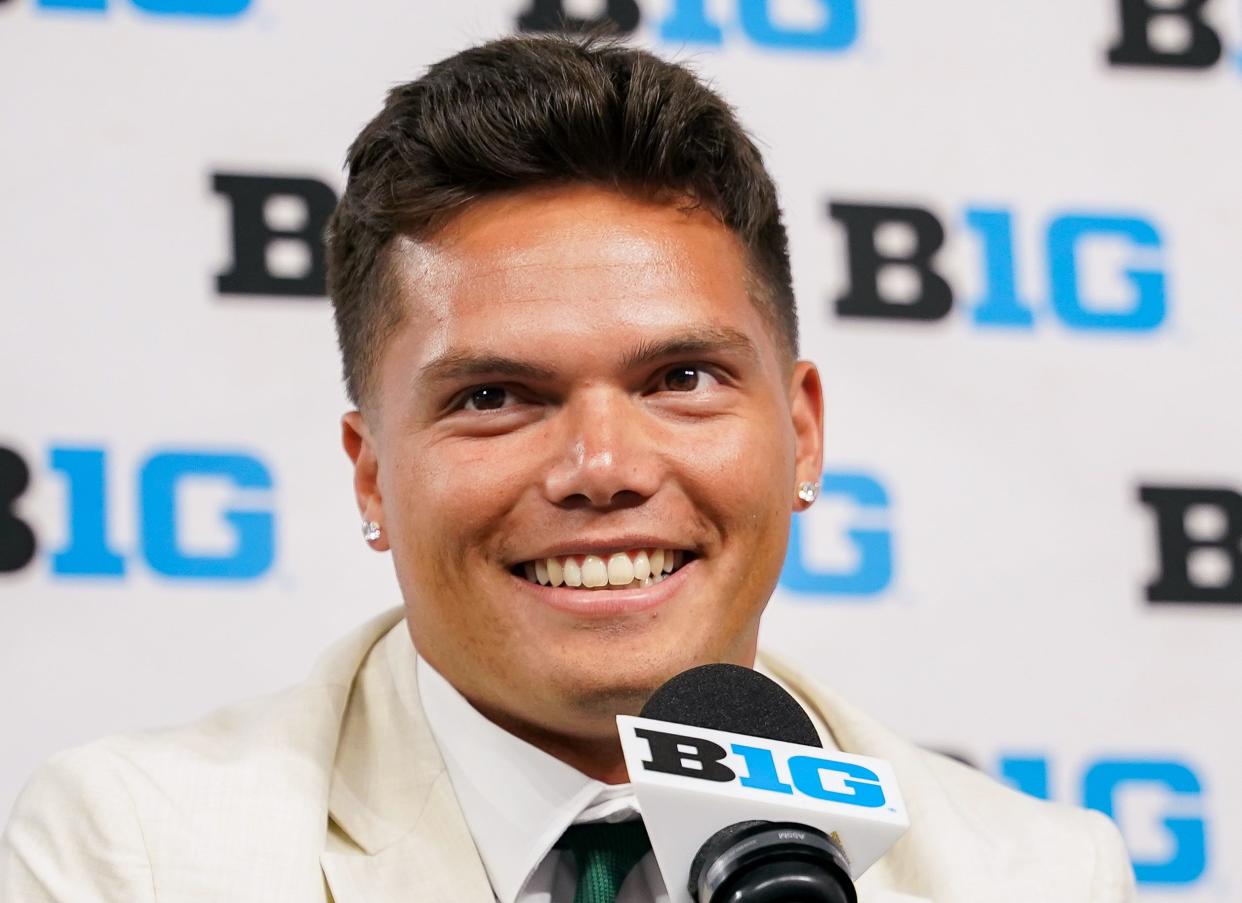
[473,702,632,784]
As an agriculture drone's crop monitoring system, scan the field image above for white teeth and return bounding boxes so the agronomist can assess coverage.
[632,550,651,580]
[520,547,688,589]
[607,553,635,585]
[581,555,609,588]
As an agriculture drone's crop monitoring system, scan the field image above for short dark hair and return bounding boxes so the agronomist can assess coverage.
[326,33,795,409]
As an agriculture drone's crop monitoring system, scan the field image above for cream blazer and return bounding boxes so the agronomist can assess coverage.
[1,608,1136,902]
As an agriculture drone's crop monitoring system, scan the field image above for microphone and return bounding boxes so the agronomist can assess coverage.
[618,664,909,903]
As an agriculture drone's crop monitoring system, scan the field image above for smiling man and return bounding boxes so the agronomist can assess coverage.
[2,34,1134,903]
[341,181,818,786]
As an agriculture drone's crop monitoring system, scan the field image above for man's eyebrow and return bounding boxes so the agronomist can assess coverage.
[417,352,557,386]
[417,327,761,387]
[620,327,761,371]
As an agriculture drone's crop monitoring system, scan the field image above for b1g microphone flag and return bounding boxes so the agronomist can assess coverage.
[619,664,909,903]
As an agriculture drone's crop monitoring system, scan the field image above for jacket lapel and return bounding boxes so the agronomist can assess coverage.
[321,771,493,902]
[320,612,492,903]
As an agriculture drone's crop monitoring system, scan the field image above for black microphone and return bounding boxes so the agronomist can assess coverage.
[640,664,858,903]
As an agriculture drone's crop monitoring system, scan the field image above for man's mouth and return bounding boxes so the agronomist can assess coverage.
[512,548,692,591]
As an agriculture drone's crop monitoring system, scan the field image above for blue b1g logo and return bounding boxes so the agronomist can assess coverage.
[637,725,886,807]
[831,202,1169,333]
[781,471,893,597]
[658,0,857,50]
[0,444,275,581]
[35,0,250,16]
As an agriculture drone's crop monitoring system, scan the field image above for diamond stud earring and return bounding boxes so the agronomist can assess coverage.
[796,481,820,505]
[361,520,382,542]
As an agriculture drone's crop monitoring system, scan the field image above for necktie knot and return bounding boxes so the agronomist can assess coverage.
[555,820,652,903]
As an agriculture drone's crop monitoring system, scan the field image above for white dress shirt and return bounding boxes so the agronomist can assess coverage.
[418,658,668,903]
[417,657,836,903]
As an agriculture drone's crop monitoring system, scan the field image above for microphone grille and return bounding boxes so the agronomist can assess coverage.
[639,662,823,748]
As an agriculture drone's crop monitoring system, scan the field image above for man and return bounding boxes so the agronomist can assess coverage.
[1,35,1134,903]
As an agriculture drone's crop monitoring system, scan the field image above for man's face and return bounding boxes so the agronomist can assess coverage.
[344,184,822,747]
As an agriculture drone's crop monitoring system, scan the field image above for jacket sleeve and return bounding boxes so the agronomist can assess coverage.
[1086,809,1137,903]
[0,744,156,903]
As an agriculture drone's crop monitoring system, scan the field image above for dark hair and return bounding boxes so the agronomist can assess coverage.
[325,33,795,409]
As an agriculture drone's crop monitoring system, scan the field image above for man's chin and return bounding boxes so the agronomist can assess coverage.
[541,648,723,717]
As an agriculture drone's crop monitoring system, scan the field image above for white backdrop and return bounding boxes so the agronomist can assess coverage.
[2,1,1238,900]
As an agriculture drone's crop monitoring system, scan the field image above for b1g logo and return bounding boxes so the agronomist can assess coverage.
[1139,484,1241,604]
[636,726,886,807]
[1108,0,1238,72]
[30,0,249,15]
[0,444,275,580]
[780,470,892,597]
[514,0,858,51]
[830,201,1169,333]
[996,754,1208,886]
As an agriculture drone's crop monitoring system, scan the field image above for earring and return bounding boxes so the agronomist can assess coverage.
[797,481,820,505]
[361,520,382,542]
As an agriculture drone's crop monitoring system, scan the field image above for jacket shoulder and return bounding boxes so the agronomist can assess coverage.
[760,652,1136,902]
[914,751,1135,900]
[2,740,155,902]
[1,607,406,903]
[57,607,403,787]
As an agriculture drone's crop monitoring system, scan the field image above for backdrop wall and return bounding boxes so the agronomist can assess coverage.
[2,1,1238,900]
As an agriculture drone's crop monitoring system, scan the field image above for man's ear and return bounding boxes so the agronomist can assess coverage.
[788,360,825,511]
[342,411,389,551]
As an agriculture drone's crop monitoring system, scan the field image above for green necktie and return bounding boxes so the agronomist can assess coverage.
[555,820,652,903]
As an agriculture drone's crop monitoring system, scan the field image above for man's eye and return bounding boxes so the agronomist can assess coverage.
[662,366,703,392]
[464,386,509,411]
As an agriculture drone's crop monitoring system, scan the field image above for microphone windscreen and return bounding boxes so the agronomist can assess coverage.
[640,662,823,748]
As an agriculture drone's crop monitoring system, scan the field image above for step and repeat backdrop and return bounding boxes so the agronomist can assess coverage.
[1,1,1238,899]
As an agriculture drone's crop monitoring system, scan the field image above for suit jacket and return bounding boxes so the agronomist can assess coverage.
[1,607,1136,902]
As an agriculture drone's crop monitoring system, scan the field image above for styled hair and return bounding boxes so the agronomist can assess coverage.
[325,33,795,408]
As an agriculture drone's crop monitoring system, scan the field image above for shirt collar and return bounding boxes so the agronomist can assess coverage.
[417,657,634,903]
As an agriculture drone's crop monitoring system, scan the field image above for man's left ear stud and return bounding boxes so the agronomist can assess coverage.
[797,481,820,505]
[362,520,382,542]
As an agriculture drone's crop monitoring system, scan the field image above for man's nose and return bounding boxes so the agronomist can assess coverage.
[542,390,663,510]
